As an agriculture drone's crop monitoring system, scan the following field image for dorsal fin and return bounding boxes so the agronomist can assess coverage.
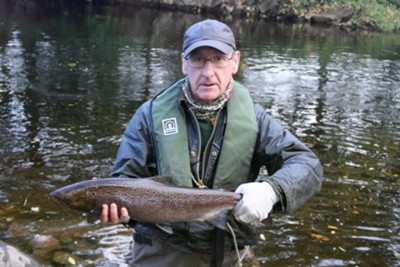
[148,176,175,186]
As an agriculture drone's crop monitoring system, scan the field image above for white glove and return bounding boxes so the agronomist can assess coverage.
[233,182,278,225]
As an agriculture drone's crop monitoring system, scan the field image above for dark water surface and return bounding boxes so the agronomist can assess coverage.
[0,1,399,266]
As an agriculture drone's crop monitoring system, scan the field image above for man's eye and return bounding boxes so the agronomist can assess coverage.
[213,56,225,62]
[191,56,204,62]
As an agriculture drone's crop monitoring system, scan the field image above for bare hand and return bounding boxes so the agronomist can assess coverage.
[100,203,130,224]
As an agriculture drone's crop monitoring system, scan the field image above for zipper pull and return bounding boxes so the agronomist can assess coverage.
[197,180,208,189]
[191,174,208,189]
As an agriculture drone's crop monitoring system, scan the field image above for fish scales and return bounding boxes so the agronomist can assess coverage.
[50,176,241,226]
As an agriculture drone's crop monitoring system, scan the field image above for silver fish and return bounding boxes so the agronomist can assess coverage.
[50,176,242,230]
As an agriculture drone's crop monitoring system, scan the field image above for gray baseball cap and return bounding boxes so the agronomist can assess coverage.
[183,19,236,57]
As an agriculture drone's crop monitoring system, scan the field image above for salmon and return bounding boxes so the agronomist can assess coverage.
[50,176,241,230]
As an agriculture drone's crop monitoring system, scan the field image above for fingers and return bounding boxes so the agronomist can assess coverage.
[100,204,109,224]
[100,203,130,224]
[119,207,130,223]
[109,203,119,223]
[233,199,258,225]
[233,201,246,223]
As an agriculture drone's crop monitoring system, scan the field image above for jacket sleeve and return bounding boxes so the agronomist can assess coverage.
[253,104,323,213]
[111,101,157,178]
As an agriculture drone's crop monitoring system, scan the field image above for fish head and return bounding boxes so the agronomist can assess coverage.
[50,185,96,212]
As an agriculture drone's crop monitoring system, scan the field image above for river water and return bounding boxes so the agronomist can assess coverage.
[0,1,399,266]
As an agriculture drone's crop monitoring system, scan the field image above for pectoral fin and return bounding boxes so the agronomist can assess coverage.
[156,223,174,234]
[87,207,102,223]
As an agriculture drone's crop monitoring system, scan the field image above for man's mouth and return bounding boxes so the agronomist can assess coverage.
[202,83,214,87]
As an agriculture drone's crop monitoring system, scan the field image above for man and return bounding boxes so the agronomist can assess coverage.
[100,19,323,266]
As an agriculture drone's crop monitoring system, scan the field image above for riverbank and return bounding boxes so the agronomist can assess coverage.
[5,0,400,32]
[96,0,399,32]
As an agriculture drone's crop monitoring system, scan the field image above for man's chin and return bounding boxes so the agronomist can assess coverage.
[197,94,219,104]
[194,89,220,102]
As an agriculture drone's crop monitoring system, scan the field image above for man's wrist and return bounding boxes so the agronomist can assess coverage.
[259,179,286,212]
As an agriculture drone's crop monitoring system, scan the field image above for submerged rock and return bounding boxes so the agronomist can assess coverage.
[0,240,43,267]
[29,234,60,257]
[52,251,82,266]
[29,234,60,250]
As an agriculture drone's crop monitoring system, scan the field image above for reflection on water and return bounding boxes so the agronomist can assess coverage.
[91,225,133,267]
[0,0,399,266]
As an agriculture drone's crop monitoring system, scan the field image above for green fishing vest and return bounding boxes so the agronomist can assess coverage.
[151,78,258,189]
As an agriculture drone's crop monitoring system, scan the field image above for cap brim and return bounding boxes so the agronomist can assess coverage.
[184,40,234,57]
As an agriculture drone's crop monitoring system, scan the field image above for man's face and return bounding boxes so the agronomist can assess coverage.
[181,47,240,104]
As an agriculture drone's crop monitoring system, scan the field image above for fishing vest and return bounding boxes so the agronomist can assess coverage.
[151,78,258,189]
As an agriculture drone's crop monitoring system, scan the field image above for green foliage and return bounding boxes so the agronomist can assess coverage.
[278,0,400,31]
[335,0,400,31]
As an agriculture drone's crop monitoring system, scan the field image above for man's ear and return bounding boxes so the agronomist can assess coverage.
[231,51,241,75]
[181,53,187,75]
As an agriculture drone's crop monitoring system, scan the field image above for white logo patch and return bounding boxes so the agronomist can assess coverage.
[162,118,178,135]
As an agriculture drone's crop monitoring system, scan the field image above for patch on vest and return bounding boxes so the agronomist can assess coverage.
[162,118,178,135]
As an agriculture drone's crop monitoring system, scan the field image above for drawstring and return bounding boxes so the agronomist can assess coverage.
[191,174,208,189]
[190,174,248,266]
[226,222,249,267]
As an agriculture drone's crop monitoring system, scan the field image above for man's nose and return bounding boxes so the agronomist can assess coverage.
[201,59,215,75]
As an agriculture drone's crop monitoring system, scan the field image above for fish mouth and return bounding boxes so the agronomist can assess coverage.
[49,190,71,209]
[50,191,65,206]
[49,190,58,201]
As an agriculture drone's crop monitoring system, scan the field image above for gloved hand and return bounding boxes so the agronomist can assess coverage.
[233,182,278,225]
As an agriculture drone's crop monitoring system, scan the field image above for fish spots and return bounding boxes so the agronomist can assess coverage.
[51,177,239,225]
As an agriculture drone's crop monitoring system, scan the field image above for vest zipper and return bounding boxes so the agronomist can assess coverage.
[187,108,206,188]
[201,109,222,187]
